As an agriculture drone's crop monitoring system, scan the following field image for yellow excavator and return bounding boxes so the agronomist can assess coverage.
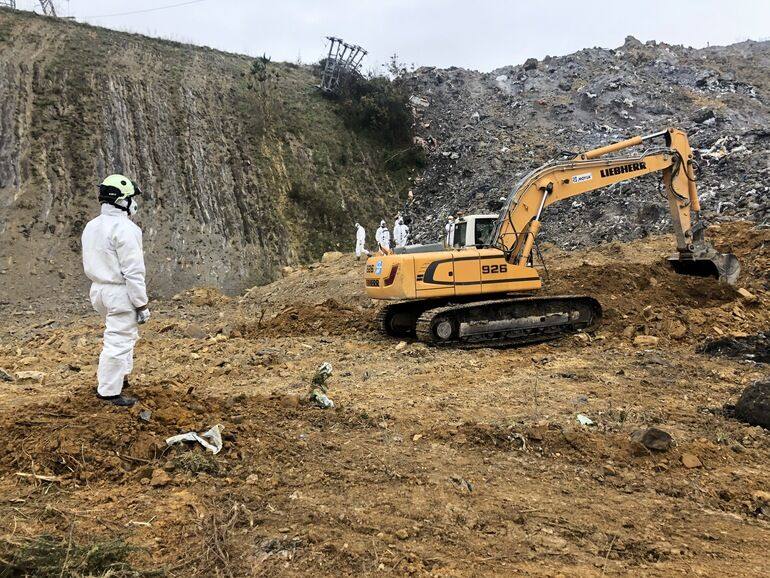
[364,128,740,347]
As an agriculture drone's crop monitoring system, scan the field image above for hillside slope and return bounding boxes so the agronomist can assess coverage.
[405,37,769,248]
[0,9,412,303]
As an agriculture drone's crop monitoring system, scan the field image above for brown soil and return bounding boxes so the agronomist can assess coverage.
[1,222,768,576]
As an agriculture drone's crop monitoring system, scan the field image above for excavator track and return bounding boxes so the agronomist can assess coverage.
[377,300,437,338]
[413,295,602,348]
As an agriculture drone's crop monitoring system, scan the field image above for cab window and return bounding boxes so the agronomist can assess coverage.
[453,222,467,248]
[474,219,496,247]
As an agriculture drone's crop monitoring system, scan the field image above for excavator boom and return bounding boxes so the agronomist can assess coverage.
[365,128,740,346]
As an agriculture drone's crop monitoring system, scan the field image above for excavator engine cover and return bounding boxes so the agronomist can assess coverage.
[668,243,741,285]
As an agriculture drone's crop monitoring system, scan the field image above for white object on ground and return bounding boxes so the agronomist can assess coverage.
[166,424,224,454]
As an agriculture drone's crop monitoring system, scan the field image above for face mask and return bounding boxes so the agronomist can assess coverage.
[128,199,139,217]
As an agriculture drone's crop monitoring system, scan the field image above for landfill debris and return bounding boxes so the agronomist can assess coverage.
[138,409,152,423]
[630,427,673,451]
[0,368,13,382]
[734,378,770,429]
[308,362,335,408]
[699,332,770,364]
[576,414,595,426]
[402,38,769,249]
[165,424,224,454]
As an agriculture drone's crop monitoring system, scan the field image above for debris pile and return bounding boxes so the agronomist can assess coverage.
[404,37,770,248]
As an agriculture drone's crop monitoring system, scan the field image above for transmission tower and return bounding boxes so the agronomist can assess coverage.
[0,1,17,9]
[38,0,56,16]
[319,37,367,95]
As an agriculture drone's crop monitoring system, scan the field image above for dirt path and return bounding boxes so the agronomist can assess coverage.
[0,223,768,576]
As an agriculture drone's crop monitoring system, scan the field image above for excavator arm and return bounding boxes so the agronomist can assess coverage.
[494,128,740,283]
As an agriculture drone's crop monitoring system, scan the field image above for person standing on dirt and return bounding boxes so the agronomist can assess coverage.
[354,222,369,261]
[81,175,150,407]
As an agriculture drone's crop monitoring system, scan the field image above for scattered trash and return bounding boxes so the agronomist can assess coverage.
[699,332,770,364]
[630,427,673,451]
[576,414,594,426]
[138,409,152,422]
[308,362,335,408]
[165,424,224,454]
[0,368,13,382]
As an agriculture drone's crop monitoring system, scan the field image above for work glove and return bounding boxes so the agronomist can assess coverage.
[136,307,151,325]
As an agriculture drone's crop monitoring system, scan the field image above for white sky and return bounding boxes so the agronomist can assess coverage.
[13,0,770,72]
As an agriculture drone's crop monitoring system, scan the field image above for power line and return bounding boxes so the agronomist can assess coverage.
[84,0,208,20]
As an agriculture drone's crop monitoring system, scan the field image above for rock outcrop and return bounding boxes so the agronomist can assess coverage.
[0,9,410,304]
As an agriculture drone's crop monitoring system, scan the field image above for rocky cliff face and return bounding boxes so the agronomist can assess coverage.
[404,37,769,249]
[0,9,410,305]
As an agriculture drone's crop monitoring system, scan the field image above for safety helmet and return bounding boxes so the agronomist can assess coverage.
[98,174,142,213]
[380,220,386,227]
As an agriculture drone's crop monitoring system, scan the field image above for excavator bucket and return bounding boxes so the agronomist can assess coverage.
[668,245,741,285]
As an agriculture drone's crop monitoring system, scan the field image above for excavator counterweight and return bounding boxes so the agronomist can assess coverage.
[365,128,740,346]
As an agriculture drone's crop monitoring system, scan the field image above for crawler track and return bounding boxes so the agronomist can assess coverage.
[378,296,601,348]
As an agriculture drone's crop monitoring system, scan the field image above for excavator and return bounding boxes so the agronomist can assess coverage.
[364,128,741,347]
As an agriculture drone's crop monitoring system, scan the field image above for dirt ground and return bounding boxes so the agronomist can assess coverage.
[1,222,768,577]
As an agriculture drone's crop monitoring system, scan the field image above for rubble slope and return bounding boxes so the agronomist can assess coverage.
[405,37,770,249]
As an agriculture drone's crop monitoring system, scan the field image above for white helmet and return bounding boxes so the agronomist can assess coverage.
[380,220,386,227]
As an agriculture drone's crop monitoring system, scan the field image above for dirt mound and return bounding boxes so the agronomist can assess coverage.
[239,299,375,338]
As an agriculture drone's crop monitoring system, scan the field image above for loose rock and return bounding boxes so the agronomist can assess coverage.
[630,427,673,451]
[734,379,770,429]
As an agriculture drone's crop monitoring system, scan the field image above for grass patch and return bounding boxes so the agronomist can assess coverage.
[0,534,162,577]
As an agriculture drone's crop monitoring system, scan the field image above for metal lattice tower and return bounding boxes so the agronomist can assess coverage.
[0,1,17,9]
[38,0,56,16]
[320,37,367,95]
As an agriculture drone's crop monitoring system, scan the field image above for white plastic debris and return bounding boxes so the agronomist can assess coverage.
[576,414,595,426]
[166,424,224,454]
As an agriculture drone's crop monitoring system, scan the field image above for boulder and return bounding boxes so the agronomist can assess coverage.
[523,58,538,71]
[321,251,344,263]
[630,427,673,451]
[735,379,770,429]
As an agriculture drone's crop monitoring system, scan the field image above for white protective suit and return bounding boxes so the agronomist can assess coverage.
[82,204,148,397]
[445,219,456,247]
[355,224,367,258]
[379,227,391,251]
[394,221,409,248]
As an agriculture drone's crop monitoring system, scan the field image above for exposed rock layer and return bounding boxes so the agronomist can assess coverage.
[0,9,408,302]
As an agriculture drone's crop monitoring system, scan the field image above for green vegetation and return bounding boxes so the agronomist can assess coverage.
[0,535,162,577]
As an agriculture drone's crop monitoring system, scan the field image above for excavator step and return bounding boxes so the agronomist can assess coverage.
[414,295,602,348]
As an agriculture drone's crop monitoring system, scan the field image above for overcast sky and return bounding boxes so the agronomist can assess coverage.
[14,0,770,72]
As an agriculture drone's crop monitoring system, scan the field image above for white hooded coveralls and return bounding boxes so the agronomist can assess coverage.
[82,205,148,397]
[394,222,409,247]
[378,227,391,251]
[355,225,366,257]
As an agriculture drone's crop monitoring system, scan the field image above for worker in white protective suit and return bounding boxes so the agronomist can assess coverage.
[445,215,456,247]
[354,222,369,260]
[82,174,150,407]
[394,217,409,248]
[376,220,390,253]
